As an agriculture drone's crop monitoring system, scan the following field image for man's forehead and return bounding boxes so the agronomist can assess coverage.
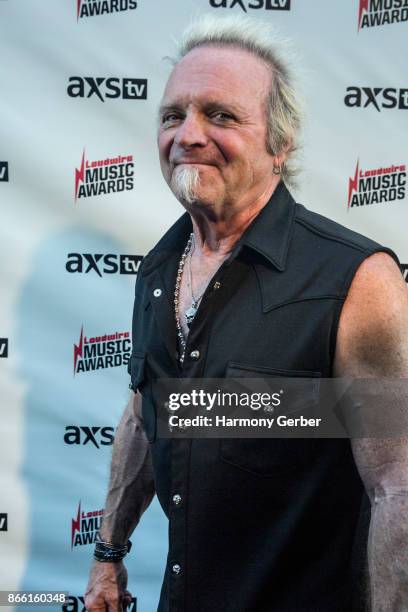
[162,45,272,103]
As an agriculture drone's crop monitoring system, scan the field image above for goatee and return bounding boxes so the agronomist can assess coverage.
[171,166,200,204]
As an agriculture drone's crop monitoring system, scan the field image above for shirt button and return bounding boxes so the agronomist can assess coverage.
[173,494,182,505]
[189,350,200,360]
[153,288,162,297]
[172,563,182,575]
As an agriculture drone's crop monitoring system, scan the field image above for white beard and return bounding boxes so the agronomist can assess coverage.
[171,166,200,205]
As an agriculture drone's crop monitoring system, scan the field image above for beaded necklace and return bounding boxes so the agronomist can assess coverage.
[174,233,194,364]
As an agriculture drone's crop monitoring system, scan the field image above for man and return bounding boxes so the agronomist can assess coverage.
[85,15,408,612]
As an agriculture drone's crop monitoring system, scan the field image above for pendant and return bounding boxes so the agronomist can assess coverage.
[185,305,197,328]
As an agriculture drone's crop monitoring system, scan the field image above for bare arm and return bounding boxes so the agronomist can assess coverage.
[100,390,155,542]
[334,252,408,611]
[85,390,155,612]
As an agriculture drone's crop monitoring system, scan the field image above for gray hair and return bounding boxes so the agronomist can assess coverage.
[173,15,303,187]
[171,165,200,205]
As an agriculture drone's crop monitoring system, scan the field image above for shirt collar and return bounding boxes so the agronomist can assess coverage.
[142,181,296,276]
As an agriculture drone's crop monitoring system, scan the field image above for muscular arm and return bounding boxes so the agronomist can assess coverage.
[100,390,155,542]
[85,391,155,611]
[334,252,408,611]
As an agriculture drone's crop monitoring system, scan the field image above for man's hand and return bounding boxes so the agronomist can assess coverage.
[84,560,132,611]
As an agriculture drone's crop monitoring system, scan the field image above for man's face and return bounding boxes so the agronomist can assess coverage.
[158,45,278,216]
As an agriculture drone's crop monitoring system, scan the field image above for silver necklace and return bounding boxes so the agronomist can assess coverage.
[185,234,206,327]
[174,233,194,364]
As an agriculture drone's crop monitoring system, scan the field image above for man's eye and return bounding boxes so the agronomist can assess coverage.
[162,113,181,125]
[212,111,234,122]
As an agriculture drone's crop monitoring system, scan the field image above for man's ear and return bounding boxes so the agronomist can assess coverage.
[271,139,292,169]
[271,151,288,174]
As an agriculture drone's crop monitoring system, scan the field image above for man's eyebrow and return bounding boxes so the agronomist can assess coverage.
[158,103,184,117]
[202,101,246,115]
[158,100,247,118]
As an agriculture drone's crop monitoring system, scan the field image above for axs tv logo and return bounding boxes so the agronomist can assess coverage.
[0,162,9,182]
[0,514,7,532]
[67,77,147,101]
[344,87,408,111]
[0,339,8,358]
[66,253,142,277]
[64,426,114,448]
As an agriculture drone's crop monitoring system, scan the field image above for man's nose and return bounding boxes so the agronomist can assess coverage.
[174,112,207,148]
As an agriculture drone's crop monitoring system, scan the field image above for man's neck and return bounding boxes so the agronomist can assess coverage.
[189,179,280,257]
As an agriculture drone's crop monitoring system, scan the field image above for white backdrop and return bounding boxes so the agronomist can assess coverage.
[0,1,407,611]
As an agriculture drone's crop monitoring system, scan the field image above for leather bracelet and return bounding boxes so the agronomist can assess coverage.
[94,540,132,563]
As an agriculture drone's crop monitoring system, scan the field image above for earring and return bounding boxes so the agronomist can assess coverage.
[272,164,282,175]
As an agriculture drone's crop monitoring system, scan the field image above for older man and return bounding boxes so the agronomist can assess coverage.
[85,16,408,612]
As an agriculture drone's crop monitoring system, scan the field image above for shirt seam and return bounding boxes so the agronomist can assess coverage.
[294,216,376,255]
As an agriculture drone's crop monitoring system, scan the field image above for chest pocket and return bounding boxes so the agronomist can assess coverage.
[219,362,321,475]
[129,352,156,443]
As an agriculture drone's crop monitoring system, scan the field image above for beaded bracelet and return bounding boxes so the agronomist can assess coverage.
[94,540,132,563]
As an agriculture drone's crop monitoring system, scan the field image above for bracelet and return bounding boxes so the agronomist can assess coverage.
[94,540,132,563]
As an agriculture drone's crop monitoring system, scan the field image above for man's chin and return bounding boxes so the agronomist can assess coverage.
[178,194,221,219]
[173,189,205,207]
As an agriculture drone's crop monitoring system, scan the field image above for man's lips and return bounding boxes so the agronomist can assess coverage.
[172,160,216,167]
[169,156,217,167]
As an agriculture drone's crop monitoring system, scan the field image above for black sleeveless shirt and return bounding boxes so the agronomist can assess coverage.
[129,182,398,612]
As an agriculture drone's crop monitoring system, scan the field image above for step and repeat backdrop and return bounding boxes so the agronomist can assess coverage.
[0,1,406,610]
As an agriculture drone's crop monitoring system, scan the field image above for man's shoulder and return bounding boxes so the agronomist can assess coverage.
[289,200,401,304]
[294,202,385,256]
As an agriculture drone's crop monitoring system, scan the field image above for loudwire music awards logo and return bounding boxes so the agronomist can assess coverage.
[62,595,137,611]
[209,0,290,10]
[357,0,408,31]
[347,160,406,209]
[67,77,147,101]
[73,326,131,375]
[66,253,143,276]
[71,502,103,548]
[74,150,134,202]
[76,0,138,20]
